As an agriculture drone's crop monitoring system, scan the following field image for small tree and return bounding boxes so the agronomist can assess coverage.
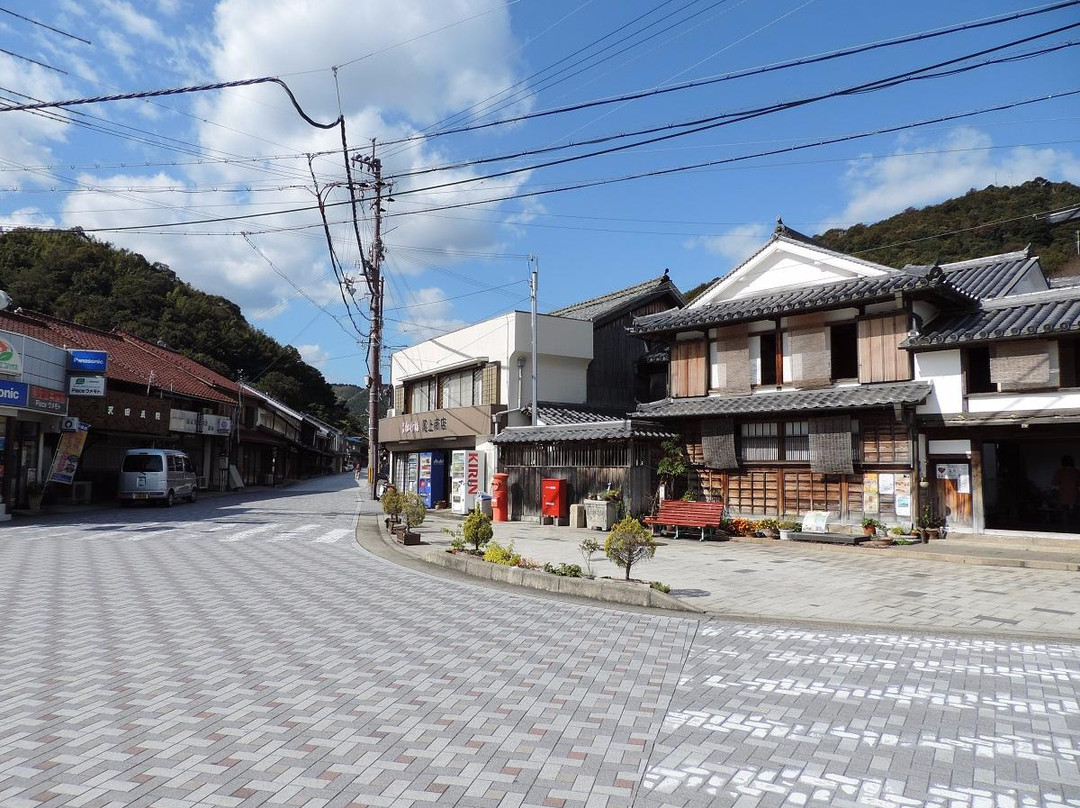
[401,492,427,530]
[579,536,602,577]
[463,509,493,552]
[657,437,689,501]
[605,516,657,581]
[381,486,403,524]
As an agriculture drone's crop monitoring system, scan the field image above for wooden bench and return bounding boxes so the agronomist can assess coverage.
[643,500,725,541]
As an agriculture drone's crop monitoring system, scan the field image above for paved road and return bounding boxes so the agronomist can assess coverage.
[2,477,1079,807]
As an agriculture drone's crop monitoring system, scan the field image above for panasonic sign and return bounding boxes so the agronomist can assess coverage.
[0,379,28,407]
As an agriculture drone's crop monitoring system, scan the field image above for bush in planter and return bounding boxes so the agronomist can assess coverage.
[484,540,521,566]
[755,517,780,537]
[381,486,403,525]
[605,516,657,581]
[463,509,493,552]
[650,581,672,594]
[579,537,602,577]
[401,492,427,530]
[543,562,583,577]
[728,517,756,537]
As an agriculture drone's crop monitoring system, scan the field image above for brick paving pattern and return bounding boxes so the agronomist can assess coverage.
[1,477,1078,807]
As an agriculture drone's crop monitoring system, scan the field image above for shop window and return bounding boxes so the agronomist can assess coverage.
[830,323,859,379]
[965,346,994,393]
[759,331,779,386]
[739,421,778,461]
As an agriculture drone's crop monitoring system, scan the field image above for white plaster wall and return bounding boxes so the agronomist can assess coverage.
[914,350,963,414]
[967,390,1080,413]
[392,313,513,386]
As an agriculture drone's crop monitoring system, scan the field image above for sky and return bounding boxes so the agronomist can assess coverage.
[0,0,1078,386]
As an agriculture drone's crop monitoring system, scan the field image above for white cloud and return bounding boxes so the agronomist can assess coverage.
[297,343,330,368]
[384,285,467,344]
[840,127,1080,224]
[683,222,769,265]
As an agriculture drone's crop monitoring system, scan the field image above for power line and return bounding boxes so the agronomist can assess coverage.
[376,0,1080,148]
[0,6,91,44]
[0,47,66,74]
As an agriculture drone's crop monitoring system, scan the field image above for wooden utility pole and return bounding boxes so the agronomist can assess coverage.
[355,148,387,498]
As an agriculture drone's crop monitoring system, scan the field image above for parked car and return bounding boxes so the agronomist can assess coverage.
[117,449,198,507]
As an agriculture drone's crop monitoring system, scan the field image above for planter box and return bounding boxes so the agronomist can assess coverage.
[398,530,421,546]
[584,499,618,531]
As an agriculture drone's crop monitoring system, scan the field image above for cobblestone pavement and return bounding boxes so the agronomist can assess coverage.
[411,516,1080,639]
[2,477,1079,807]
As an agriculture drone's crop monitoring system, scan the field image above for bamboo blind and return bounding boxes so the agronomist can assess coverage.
[709,324,751,394]
[989,340,1055,390]
[788,313,831,388]
[809,415,855,474]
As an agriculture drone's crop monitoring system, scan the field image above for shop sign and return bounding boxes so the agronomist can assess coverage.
[466,451,480,495]
[68,390,168,434]
[48,426,89,485]
[0,379,28,408]
[0,337,22,376]
[170,408,200,433]
[28,385,67,414]
[68,349,108,373]
[401,416,449,435]
[200,414,232,435]
[69,375,106,397]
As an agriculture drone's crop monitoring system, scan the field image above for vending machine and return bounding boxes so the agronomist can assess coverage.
[405,452,419,494]
[450,449,485,514]
[417,451,446,508]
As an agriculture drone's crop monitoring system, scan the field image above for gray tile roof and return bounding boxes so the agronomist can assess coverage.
[903,249,1044,300]
[630,266,972,336]
[492,419,675,444]
[903,288,1080,348]
[522,403,626,425]
[549,274,684,322]
[634,381,932,419]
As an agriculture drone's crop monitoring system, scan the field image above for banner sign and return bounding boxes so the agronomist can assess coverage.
[69,375,106,397]
[170,408,200,433]
[0,379,28,408]
[68,349,108,372]
[0,336,22,376]
[199,414,232,435]
[29,385,67,414]
[48,426,89,485]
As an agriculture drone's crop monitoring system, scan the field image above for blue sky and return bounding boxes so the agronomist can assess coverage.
[1,0,1078,385]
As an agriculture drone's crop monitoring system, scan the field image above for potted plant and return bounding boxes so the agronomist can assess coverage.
[584,488,621,531]
[399,492,426,545]
[656,437,689,501]
[861,517,881,538]
[25,480,46,512]
[918,505,945,541]
[381,485,402,530]
[777,520,800,540]
[755,517,780,538]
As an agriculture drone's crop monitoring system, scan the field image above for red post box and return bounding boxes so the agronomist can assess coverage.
[491,473,509,522]
[541,478,568,525]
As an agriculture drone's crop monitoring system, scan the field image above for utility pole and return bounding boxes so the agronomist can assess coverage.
[354,147,388,498]
[529,256,539,427]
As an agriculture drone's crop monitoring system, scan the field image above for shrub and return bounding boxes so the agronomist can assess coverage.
[463,510,493,551]
[680,489,698,502]
[483,540,521,566]
[401,492,426,529]
[729,517,755,536]
[597,488,621,502]
[543,562,583,577]
[778,520,801,531]
[605,516,657,581]
[442,525,467,551]
[518,557,541,570]
[755,517,780,531]
[579,537,602,577]
[381,486,403,522]
[650,581,672,594]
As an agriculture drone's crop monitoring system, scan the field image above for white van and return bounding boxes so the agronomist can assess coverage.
[117,449,198,506]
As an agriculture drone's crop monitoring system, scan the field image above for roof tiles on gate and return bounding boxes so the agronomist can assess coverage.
[902,288,1080,348]
[492,419,675,444]
[549,274,684,321]
[903,249,1044,300]
[629,266,973,335]
[521,402,627,425]
[633,380,932,419]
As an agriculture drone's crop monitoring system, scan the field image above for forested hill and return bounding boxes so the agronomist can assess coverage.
[0,228,349,424]
[815,178,1080,275]
[684,179,1080,302]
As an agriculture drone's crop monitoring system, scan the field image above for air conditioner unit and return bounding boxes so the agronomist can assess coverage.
[61,416,79,432]
[202,408,213,415]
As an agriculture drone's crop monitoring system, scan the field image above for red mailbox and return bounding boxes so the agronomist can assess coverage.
[541,478,568,524]
[491,473,509,522]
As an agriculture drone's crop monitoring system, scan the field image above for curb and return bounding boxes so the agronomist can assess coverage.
[727,535,1080,572]
[367,516,703,614]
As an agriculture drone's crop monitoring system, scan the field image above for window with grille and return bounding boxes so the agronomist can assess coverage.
[784,420,810,461]
[739,421,778,461]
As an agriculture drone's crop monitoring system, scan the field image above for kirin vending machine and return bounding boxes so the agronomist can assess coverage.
[417,451,446,508]
[450,449,485,514]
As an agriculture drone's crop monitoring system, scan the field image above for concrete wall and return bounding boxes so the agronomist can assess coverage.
[914,350,964,415]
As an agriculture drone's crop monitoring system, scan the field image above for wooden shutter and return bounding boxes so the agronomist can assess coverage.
[701,418,738,469]
[394,385,405,414]
[710,325,751,394]
[481,362,499,405]
[990,340,1056,391]
[857,313,911,383]
[788,314,831,389]
[809,415,854,475]
[669,339,707,397]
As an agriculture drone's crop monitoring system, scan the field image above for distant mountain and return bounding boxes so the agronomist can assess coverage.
[684,179,1080,302]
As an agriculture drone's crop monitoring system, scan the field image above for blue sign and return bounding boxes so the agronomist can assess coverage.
[68,349,108,372]
[0,379,28,408]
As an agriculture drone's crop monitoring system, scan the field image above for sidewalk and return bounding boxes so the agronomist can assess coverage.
[394,510,1080,640]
